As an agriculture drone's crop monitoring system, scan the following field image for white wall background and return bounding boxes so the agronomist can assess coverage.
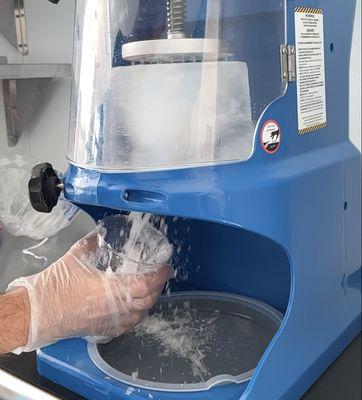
[0,2,93,288]
[0,0,75,171]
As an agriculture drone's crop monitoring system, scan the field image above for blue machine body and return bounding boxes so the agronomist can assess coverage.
[37,0,361,399]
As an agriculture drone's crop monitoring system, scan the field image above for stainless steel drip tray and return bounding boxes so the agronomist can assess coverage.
[88,291,283,393]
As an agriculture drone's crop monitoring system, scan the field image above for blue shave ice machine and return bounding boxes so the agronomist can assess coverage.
[28,0,361,399]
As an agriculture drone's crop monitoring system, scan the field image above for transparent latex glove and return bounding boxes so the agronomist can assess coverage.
[6,232,173,354]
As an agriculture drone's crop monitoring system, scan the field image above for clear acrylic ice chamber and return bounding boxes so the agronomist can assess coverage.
[67,0,286,171]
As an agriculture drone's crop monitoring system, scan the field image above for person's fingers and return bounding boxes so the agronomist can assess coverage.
[122,266,173,298]
[72,231,98,255]
[103,311,145,337]
[114,310,143,329]
[129,287,164,311]
[121,310,148,334]
[68,232,99,268]
[130,310,145,325]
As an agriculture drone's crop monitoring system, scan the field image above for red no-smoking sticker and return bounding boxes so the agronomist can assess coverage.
[260,120,281,154]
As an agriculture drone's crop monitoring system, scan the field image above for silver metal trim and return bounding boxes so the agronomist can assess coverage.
[167,0,187,39]
[0,369,59,400]
[0,63,71,147]
[14,0,29,55]
[3,77,52,146]
[280,44,296,83]
[0,0,28,55]
[0,63,71,79]
[122,38,234,63]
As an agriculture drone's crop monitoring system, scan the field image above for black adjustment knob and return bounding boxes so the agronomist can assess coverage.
[48,0,61,3]
[29,163,62,213]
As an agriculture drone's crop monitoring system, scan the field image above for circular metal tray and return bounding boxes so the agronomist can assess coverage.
[88,291,283,393]
[122,38,233,63]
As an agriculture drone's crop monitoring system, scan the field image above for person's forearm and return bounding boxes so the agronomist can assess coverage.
[0,288,30,354]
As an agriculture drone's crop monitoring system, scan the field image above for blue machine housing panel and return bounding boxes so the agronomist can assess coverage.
[38,340,248,400]
[38,0,361,399]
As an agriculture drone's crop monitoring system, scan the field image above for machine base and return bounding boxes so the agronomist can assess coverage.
[37,317,360,400]
[37,339,248,400]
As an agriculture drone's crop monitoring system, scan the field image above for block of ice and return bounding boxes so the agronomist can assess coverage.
[100,61,253,170]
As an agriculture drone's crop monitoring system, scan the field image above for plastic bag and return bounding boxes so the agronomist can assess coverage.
[0,155,78,240]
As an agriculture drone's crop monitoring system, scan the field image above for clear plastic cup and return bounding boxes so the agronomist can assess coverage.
[95,214,173,274]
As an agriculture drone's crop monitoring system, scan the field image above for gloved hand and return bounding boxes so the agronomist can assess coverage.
[6,232,173,354]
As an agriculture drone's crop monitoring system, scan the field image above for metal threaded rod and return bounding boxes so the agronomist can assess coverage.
[167,0,187,39]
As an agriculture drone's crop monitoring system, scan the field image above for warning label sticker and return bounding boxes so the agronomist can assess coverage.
[295,7,327,135]
[261,120,281,154]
